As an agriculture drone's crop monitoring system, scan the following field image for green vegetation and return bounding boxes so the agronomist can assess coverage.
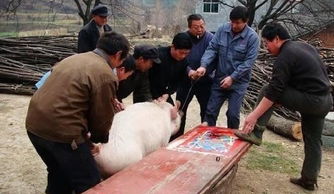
[0,31,18,38]
[246,141,299,175]
[0,12,82,38]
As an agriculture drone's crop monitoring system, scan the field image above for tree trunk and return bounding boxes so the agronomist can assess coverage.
[246,0,256,27]
[266,115,302,141]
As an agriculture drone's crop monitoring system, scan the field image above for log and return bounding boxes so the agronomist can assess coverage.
[266,115,302,141]
[321,135,334,147]
[323,119,334,136]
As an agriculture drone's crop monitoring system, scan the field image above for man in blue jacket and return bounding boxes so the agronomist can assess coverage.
[78,4,112,53]
[197,6,260,129]
[171,14,215,141]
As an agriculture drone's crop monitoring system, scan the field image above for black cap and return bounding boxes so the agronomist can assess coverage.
[133,45,161,64]
[91,4,110,17]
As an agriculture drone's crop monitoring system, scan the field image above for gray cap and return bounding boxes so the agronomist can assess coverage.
[133,45,161,64]
[91,4,110,17]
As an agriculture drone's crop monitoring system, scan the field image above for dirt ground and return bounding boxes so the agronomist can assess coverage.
[0,93,333,194]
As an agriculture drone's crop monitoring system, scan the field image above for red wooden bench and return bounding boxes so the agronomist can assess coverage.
[84,126,251,194]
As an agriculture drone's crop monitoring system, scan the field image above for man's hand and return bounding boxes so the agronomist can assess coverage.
[241,97,274,133]
[153,94,169,104]
[188,70,201,80]
[196,67,206,77]
[220,76,233,89]
[241,112,258,133]
[113,99,125,112]
[90,143,101,156]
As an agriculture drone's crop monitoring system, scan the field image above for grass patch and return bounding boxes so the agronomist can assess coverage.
[246,141,299,175]
[0,20,80,25]
[0,31,18,38]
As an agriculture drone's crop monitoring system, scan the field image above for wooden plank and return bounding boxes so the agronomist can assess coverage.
[84,126,251,194]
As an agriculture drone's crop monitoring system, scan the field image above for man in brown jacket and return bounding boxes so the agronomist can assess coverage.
[26,32,130,194]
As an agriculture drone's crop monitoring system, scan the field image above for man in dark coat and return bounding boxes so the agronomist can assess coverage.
[117,45,161,103]
[78,4,112,53]
[148,32,193,106]
[235,23,333,191]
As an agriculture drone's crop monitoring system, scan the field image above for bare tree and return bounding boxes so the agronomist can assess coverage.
[0,0,22,15]
[218,0,334,30]
[105,0,146,34]
[74,0,101,25]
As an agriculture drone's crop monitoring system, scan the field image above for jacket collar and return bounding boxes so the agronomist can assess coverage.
[187,31,206,44]
[279,39,291,52]
[93,48,112,68]
[224,23,250,39]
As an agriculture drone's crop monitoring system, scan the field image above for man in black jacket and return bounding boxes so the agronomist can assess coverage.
[78,4,112,53]
[148,32,192,105]
[117,45,161,103]
[235,23,332,191]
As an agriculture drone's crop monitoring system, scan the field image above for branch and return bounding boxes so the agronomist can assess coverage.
[255,0,269,10]
[218,0,234,8]
[237,0,247,6]
[2,0,22,16]
[74,0,85,19]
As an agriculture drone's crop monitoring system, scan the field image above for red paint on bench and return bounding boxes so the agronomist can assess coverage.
[84,126,251,194]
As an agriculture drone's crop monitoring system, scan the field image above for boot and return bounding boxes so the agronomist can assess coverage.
[290,177,318,191]
[234,125,266,146]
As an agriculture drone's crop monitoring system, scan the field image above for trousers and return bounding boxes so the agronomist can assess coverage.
[27,131,101,194]
[256,85,332,181]
[204,80,247,128]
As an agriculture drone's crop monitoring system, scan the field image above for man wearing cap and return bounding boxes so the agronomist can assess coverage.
[117,45,161,103]
[78,4,112,53]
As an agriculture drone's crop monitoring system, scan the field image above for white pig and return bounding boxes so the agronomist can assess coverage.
[93,99,181,178]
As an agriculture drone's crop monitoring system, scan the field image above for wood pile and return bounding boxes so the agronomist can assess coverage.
[0,36,77,94]
[0,36,333,122]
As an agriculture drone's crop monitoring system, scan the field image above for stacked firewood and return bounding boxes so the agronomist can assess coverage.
[0,36,333,121]
[0,36,77,94]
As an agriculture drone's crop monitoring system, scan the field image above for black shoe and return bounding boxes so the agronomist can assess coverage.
[290,177,318,191]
